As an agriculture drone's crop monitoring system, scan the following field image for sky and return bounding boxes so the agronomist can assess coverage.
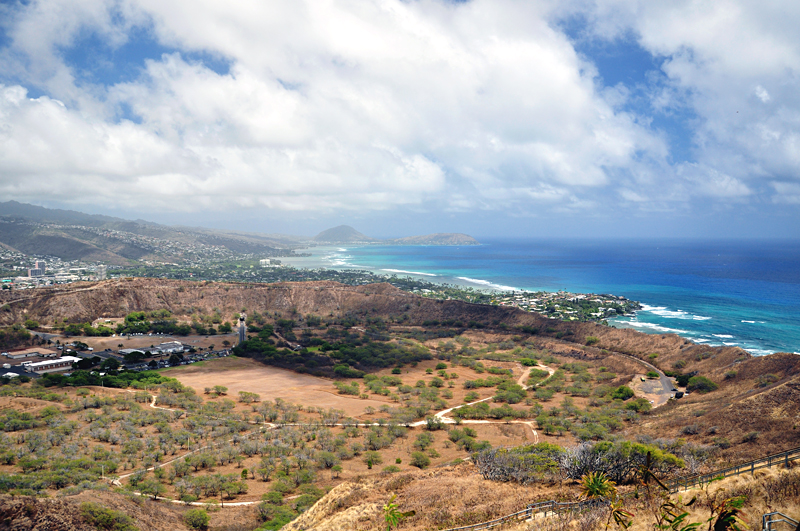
[0,0,799,239]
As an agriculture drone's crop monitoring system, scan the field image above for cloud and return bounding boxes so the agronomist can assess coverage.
[0,0,797,230]
[0,0,669,217]
[584,0,800,192]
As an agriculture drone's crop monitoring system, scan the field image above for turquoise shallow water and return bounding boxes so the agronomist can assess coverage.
[282,239,800,356]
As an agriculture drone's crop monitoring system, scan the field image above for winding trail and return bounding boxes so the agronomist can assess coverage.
[111,361,557,507]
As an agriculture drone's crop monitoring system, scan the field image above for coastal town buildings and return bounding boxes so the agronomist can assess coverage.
[2,348,58,360]
[22,356,82,374]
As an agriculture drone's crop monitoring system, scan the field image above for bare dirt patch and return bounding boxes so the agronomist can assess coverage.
[0,396,63,414]
[162,357,391,417]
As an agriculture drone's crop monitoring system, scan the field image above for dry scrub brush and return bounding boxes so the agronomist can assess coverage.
[284,464,576,531]
[619,466,800,531]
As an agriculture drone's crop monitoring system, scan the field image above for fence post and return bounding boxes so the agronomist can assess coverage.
[750,462,754,475]
[785,453,789,469]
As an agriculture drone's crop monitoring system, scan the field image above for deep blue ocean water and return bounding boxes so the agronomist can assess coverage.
[283,239,800,356]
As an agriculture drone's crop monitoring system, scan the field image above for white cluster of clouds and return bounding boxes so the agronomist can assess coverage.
[0,0,799,225]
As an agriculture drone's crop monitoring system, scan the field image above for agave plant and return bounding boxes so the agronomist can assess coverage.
[580,471,617,499]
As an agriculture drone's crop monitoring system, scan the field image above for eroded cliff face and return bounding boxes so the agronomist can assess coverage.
[0,278,550,328]
[0,278,753,367]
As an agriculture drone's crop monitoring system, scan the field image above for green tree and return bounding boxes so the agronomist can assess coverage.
[687,376,718,393]
[410,451,430,469]
[138,479,166,500]
[184,508,210,530]
[611,386,635,401]
[363,451,383,469]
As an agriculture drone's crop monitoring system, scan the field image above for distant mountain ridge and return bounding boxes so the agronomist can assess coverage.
[0,203,479,265]
[0,201,302,264]
[311,225,479,245]
[312,225,377,243]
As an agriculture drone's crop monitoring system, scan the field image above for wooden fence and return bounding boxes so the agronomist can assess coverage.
[664,445,800,493]
[442,498,608,531]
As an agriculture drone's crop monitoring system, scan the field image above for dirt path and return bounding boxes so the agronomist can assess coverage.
[423,362,555,441]
[114,361,557,507]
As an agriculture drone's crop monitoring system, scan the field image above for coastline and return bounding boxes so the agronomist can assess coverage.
[281,242,799,357]
[282,245,520,292]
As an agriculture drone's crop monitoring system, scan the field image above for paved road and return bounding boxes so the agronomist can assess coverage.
[614,353,675,406]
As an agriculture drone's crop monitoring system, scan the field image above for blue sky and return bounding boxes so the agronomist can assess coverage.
[0,0,799,239]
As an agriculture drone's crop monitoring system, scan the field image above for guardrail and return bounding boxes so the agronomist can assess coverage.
[443,498,608,531]
[442,446,800,531]
[762,511,799,530]
[664,445,800,493]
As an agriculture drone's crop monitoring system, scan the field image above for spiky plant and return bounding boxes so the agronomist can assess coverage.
[580,471,617,499]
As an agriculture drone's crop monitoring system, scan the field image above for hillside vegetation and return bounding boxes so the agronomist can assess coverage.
[0,278,798,530]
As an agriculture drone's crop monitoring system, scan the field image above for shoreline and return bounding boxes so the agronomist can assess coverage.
[282,244,790,357]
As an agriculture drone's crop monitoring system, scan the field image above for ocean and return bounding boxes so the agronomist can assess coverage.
[281,239,800,356]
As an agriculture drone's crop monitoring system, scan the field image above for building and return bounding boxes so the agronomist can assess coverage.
[22,356,81,374]
[28,268,43,277]
[259,258,271,267]
[35,261,46,271]
[4,348,57,360]
[155,341,184,354]
[119,348,146,356]
[96,265,107,280]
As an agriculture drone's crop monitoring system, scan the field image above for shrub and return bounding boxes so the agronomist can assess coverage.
[534,388,554,401]
[475,443,562,484]
[585,336,600,346]
[611,386,634,401]
[559,441,683,484]
[681,425,700,435]
[595,371,616,382]
[714,438,731,449]
[363,451,383,469]
[646,371,659,379]
[625,398,652,413]
[410,451,430,469]
[80,502,138,531]
[184,509,210,530]
[687,376,718,393]
[742,431,759,443]
[755,374,779,388]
